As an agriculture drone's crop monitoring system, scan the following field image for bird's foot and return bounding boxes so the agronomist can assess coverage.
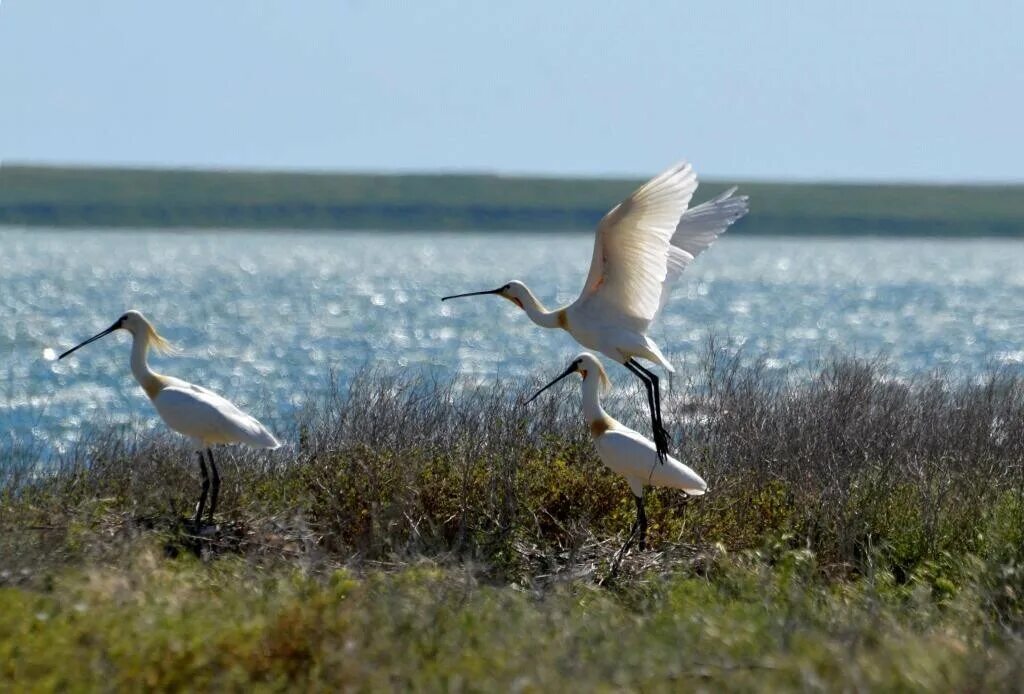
[653,425,671,465]
[190,512,217,536]
[189,519,219,538]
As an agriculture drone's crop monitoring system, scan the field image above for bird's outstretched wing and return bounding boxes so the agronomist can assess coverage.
[656,186,749,314]
[575,162,698,329]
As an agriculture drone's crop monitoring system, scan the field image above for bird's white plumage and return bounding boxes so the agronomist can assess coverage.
[576,162,698,328]
[595,427,707,498]
[59,310,280,527]
[444,162,747,462]
[153,379,281,450]
[529,352,707,550]
[658,187,750,314]
[446,161,747,372]
[558,352,707,497]
[60,310,281,452]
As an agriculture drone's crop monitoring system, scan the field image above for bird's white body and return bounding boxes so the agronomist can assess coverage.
[575,354,706,497]
[526,352,706,551]
[152,381,281,451]
[443,162,747,462]
[119,316,280,452]
[488,162,749,370]
[59,310,281,526]
[595,427,706,499]
[564,304,671,371]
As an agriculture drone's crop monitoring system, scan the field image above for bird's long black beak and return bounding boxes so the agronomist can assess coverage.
[58,322,120,360]
[441,287,503,301]
[524,362,579,405]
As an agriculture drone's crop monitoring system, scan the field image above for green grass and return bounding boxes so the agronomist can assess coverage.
[2,163,1023,235]
[4,535,1024,690]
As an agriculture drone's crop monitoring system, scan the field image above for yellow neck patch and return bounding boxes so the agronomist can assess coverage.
[140,373,168,400]
[589,417,613,438]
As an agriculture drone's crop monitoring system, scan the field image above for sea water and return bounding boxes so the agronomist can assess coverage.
[1,228,1022,453]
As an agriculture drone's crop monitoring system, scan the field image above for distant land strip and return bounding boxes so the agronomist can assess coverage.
[1,164,1022,236]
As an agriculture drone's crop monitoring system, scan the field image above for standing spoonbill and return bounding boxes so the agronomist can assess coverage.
[442,161,748,463]
[525,352,706,550]
[58,310,281,527]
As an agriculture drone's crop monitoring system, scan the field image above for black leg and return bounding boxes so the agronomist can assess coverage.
[206,449,220,524]
[633,360,672,462]
[635,493,647,551]
[624,359,658,430]
[601,490,649,585]
[193,451,210,528]
[604,513,639,584]
[625,360,669,464]
[631,361,664,433]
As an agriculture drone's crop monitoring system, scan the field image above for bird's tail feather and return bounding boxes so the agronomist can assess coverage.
[241,421,281,449]
[644,337,675,373]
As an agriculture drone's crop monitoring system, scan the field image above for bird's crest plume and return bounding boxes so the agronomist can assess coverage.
[589,356,612,396]
[147,324,180,356]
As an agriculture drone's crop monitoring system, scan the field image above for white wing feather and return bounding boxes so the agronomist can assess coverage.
[595,427,707,495]
[575,162,698,327]
[657,187,749,313]
[153,382,280,449]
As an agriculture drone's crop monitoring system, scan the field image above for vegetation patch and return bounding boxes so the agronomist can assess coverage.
[2,348,1024,688]
[3,164,1022,235]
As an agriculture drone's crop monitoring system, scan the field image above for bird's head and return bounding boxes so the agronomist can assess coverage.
[120,311,176,352]
[575,353,611,391]
[442,280,528,311]
[58,310,176,360]
[524,352,611,404]
[501,281,530,310]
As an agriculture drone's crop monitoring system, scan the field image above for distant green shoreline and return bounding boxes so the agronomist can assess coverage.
[2,164,1022,236]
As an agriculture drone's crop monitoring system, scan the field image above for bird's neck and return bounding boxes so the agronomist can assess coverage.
[582,375,612,434]
[519,285,568,330]
[130,333,164,400]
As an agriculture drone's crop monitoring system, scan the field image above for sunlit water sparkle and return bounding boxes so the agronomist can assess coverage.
[1,227,1022,455]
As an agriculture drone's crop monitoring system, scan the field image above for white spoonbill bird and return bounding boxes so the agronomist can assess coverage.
[58,310,281,527]
[526,352,706,550]
[443,161,748,463]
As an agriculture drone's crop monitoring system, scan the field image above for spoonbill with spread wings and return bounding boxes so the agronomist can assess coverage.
[443,161,748,462]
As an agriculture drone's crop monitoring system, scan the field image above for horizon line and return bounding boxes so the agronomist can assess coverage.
[2,159,1022,188]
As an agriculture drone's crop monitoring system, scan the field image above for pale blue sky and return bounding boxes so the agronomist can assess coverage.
[1,1,1021,181]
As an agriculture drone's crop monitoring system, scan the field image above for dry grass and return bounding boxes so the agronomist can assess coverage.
[4,343,1023,582]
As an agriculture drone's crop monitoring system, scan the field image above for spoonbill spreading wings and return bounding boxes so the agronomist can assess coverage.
[58,310,280,528]
[526,352,707,550]
[443,161,748,463]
